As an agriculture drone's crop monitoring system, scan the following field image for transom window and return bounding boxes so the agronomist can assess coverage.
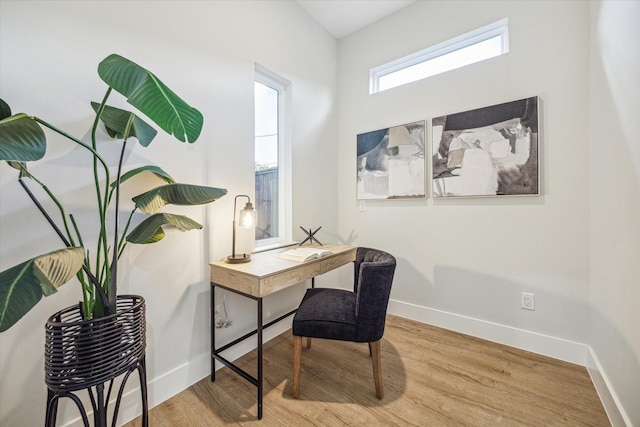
[370,18,509,93]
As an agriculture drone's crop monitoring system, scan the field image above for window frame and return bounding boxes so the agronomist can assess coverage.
[254,64,292,250]
[370,18,509,94]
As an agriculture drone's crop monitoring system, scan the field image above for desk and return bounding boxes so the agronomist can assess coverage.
[209,244,356,419]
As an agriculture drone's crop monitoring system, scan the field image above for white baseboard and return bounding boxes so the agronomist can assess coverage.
[586,347,632,427]
[387,299,589,365]
[387,299,630,426]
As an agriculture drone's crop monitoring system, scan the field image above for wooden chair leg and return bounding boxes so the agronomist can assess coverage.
[306,337,312,349]
[292,336,302,398]
[370,340,383,399]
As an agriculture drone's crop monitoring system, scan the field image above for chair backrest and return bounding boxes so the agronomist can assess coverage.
[353,247,396,342]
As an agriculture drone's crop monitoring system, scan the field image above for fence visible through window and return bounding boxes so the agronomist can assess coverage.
[255,168,278,240]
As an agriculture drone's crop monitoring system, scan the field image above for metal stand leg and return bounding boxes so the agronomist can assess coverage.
[95,383,106,427]
[138,357,149,427]
[44,360,148,427]
[45,390,90,427]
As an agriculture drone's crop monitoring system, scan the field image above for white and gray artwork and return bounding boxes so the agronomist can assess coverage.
[432,97,539,198]
[357,121,425,200]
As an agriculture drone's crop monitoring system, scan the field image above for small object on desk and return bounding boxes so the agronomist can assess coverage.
[278,247,332,262]
[299,226,322,246]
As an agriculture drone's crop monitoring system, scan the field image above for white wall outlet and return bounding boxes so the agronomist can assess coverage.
[359,200,366,211]
[521,292,535,310]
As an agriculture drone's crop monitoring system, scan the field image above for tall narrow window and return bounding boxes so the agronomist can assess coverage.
[254,65,292,248]
[370,18,509,93]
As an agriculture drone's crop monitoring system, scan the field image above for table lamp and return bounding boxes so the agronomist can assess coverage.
[226,195,257,263]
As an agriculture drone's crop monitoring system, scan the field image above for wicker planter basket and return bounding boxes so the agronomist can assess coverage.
[44,295,148,427]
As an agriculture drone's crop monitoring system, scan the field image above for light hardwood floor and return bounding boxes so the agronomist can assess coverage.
[124,315,609,426]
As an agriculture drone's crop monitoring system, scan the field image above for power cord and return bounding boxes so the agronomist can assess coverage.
[215,291,233,328]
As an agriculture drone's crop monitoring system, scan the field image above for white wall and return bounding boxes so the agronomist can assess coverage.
[338,0,590,343]
[0,1,338,426]
[589,1,640,425]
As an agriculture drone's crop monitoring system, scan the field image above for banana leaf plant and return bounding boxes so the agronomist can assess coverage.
[0,54,227,332]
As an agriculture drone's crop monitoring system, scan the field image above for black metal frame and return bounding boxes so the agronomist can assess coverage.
[210,279,314,419]
[44,295,148,427]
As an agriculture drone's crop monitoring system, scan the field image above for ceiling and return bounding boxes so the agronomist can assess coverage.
[296,0,417,39]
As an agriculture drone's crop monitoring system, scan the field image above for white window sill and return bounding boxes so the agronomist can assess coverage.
[254,241,298,253]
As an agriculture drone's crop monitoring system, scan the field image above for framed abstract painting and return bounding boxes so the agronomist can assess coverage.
[357,120,426,200]
[432,97,539,198]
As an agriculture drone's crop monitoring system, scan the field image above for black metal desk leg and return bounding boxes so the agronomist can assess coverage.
[211,283,216,382]
[257,298,263,419]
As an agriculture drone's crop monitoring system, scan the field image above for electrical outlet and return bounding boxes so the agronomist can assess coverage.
[521,292,535,310]
[359,200,366,212]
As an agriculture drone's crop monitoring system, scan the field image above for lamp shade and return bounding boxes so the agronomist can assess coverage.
[238,202,257,228]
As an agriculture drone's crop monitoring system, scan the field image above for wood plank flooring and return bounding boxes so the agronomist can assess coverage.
[124,315,610,426]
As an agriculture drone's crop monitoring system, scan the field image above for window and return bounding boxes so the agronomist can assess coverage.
[254,64,292,248]
[370,18,509,94]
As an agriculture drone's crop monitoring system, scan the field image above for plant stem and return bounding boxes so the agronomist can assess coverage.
[18,179,72,248]
[18,178,110,315]
[14,163,76,247]
[90,90,113,303]
[108,113,135,309]
[118,209,137,257]
[32,117,109,172]
[70,215,93,316]
[32,114,113,315]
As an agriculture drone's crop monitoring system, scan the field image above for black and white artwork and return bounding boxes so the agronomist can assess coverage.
[432,97,539,198]
[357,121,425,200]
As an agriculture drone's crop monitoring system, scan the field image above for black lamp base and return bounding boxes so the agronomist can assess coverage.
[226,253,251,264]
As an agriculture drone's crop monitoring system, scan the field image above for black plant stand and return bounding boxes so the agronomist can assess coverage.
[44,295,148,427]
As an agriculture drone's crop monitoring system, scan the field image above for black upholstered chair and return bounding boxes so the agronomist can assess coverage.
[292,247,396,399]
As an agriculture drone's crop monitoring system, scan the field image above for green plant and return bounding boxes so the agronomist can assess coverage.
[0,54,227,332]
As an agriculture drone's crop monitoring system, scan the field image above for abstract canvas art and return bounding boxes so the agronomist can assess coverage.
[357,121,425,200]
[432,97,539,198]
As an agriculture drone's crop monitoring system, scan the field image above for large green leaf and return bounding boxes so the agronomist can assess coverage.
[0,114,46,162]
[0,98,11,120]
[0,247,85,332]
[97,54,203,143]
[133,184,227,215]
[126,213,203,244]
[111,165,175,189]
[91,102,158,147]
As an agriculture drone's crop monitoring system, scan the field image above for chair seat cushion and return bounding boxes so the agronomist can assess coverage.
[293,288,357,341]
